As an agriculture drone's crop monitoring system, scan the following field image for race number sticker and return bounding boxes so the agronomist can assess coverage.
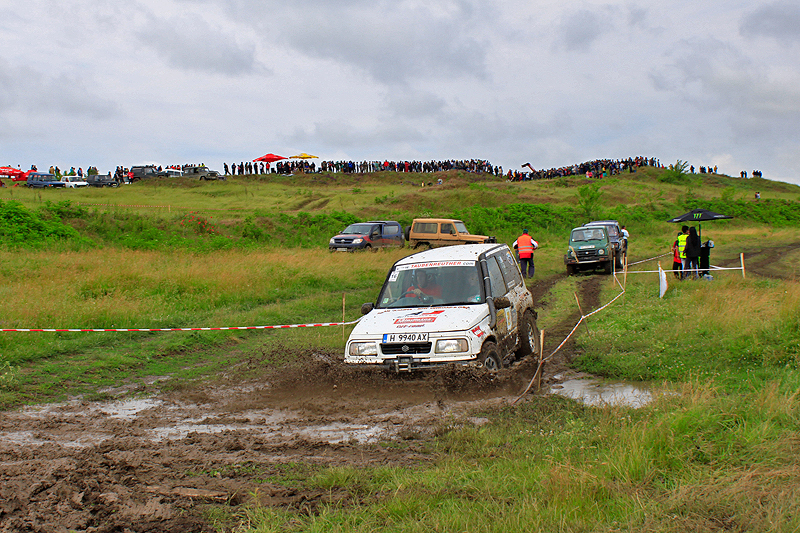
[383,332,429,343]
[389,271,399,282]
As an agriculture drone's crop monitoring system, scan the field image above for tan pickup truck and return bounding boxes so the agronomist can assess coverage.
[405,218,496,249]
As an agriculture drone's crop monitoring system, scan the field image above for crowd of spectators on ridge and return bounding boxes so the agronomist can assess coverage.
[5,156,765,183]
[223,158,496,176]
[508,156,661,181]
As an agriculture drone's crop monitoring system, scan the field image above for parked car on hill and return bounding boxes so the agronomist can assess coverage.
[345,243,539,372]
[157,168,183,178]
[405,218,496,249]
[183,165,224,180]
[85,173,120,187]
[329,221,404,251]
[26,173,65,188]
[564,225,614,275]
[60,175,89,188]
[128,165,159,181]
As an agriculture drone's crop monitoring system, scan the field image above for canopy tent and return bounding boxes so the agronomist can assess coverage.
[289,153,318,159]
[253,153,287,163]
[667,208,733,239]
[666,208,733,223]
[0,166,25,179]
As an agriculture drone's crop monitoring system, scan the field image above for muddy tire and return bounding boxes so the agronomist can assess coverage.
[603,257,613,275]
[478,341,502,371]
[566,264,577,276]
[516,310,540,359]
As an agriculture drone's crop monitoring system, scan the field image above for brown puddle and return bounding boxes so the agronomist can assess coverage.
[550,373,653,408]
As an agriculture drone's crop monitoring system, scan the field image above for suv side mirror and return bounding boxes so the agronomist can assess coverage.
[492,296,511,309]
[361,302,374,315]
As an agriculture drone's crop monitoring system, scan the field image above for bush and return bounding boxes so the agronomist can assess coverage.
[0,200,86,247]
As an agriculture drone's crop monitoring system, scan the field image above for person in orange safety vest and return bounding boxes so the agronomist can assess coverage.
[512,229,539,279]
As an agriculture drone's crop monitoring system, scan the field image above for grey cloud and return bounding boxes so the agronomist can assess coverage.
[670,40,799,112]
[283,120,425,152]
[626,6,648,28]
[135,13,257,75]
[553,9,612,52]
[213,0,490,83]
[280,18,488,84]
[0,60,117,119]
[652,38,800,150]
[740,2,800,44]
[386,91,447,120]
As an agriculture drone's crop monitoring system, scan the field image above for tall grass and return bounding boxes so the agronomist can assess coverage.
[572,271,800,390]
[0,247,402,400]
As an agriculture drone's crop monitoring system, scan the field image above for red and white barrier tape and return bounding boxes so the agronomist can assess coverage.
[0,318,361,333]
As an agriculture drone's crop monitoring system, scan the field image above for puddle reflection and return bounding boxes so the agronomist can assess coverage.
[551,377,652,408]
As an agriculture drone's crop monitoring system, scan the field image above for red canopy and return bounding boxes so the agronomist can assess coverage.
[0,166,25,178]
[253,153,286,163]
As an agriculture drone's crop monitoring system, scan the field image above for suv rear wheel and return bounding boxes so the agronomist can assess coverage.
[515,310,540,358]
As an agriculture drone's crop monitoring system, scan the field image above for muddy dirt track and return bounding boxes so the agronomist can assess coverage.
[1,245,794,533]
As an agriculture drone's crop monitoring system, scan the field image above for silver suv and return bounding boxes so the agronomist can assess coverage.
[183,165,225,181]
[345,243,540,372]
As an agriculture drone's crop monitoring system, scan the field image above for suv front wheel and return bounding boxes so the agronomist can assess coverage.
[479,341,502,371]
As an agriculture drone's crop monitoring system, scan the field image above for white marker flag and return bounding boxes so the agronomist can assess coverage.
[658,264,668,298]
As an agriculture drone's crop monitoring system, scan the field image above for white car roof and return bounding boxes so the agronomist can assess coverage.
[394,244,507,266]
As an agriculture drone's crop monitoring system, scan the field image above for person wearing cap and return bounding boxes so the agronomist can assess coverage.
[513,229,539,279]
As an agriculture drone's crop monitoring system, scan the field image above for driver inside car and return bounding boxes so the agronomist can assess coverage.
[404,269,442,298]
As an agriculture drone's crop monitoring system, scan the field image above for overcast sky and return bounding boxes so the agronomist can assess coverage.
[2,0,799,185]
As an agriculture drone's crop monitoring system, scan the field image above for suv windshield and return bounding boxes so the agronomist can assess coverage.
[571,228,607,242]
[454,221,469,234]
[341,224,375,235]
[376,262,484,308]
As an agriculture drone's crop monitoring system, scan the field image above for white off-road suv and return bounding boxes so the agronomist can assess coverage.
[345,243,540,372]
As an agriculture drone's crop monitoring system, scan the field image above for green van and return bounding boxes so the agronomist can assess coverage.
[564,225,614,275]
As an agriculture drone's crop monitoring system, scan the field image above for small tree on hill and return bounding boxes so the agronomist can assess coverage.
[577,183,603,219]
[660,160,689,184]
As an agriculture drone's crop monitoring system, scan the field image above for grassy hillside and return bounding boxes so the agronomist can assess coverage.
[1,166,799,532]
[3,166,799,252]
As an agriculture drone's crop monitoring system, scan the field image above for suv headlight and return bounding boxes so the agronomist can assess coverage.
[435,339,468,353]
[349,342,378,356]
[598,249,605,255]
[352,238,363,244]
[329,238,336,244]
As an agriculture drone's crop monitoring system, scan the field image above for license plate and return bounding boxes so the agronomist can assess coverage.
[382,332,429,343]
[336,248,348,252]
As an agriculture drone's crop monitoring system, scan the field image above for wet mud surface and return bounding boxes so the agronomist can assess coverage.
[7,248,791,533]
